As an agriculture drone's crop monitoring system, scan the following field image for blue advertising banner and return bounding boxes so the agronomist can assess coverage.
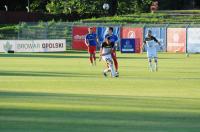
[97,27,120,50]
[144,27,166,52]
[121,39,135,53]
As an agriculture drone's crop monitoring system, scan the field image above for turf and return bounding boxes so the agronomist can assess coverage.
[0,51,200,132]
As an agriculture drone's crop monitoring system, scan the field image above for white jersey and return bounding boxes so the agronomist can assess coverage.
[144,36,159,58]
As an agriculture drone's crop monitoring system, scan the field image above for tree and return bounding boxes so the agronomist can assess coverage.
[0,0,27,11]
[45,0,63,14]
[107,0,118,16]
[45,0,153,16]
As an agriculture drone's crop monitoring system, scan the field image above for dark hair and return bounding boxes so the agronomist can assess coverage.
[109,27,113,32]
[148,30,152,34]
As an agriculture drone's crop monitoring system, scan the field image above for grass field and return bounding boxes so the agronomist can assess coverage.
[0,51,200,132]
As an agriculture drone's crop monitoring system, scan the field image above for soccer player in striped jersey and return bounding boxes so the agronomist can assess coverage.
[105,27,119,76]
[99,37,117,78]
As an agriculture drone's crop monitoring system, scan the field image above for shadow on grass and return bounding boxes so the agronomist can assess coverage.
[0,91,200,132]
[1,70,200,80]
[0,108,199,132]
[0,71,97,78]
[1,91,200,101]
[0,53,184,60]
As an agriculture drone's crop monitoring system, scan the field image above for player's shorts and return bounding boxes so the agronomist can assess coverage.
[147,48,157,58]
[102,54,112,62]
[88,46,96,54]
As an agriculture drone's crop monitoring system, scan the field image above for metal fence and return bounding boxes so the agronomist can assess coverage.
[0,22,74,49]
[1,22,200,50]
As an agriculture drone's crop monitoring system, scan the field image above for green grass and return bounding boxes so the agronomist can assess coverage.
[0,51,200,132]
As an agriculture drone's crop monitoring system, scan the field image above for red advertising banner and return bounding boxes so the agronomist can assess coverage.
[121,27,143,53]
[167,28,186,53]
[72,26,96,50]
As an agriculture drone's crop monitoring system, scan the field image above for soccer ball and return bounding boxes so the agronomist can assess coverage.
[103,3,110,10]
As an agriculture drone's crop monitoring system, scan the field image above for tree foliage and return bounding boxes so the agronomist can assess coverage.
[0,0,153,15]
[30,0,49,12]
[45,0,153,15]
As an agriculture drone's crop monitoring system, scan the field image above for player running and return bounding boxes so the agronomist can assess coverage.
[142,30,162,72]
[105,27,119,76]
[99,37,117,78]
[85,27,99,66]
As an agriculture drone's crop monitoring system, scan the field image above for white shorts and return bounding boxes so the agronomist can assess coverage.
[147,48,157,58]
[102,54,112,61]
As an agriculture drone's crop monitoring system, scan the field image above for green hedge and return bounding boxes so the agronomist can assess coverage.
[81,13,200,24]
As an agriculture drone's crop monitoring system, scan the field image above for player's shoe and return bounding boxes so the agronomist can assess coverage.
[103,71,107,77]
[149,67,153,72]
[103,68,111,77]
[94,61,96,66]
[115,75,119,78]
[111,74,119,78]
[115,71,119,77]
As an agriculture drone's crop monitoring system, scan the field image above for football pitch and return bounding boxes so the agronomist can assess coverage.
[0,51,200,132]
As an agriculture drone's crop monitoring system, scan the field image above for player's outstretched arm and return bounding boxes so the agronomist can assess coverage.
[157,41,163,50]
[154,37,161,45]
[153,37,163,50]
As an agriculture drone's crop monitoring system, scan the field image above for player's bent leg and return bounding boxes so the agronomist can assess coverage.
[103,61,111,77]
[106,58,116,77]
[103,68,109,77]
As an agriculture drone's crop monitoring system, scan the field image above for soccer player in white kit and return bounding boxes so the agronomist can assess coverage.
[142,30,162,72]
[99,37,117,77]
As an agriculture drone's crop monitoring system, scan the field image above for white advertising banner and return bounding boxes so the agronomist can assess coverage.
[0,39,66,52]
[187,28,200,53]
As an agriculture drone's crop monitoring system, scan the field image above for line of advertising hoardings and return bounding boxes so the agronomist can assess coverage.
[1,26,200,53]
[72,25,200,54]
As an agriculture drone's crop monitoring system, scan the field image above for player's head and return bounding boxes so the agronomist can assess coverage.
[148,30,152,37]
[108,27,113,34]
[88,27,93,33]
